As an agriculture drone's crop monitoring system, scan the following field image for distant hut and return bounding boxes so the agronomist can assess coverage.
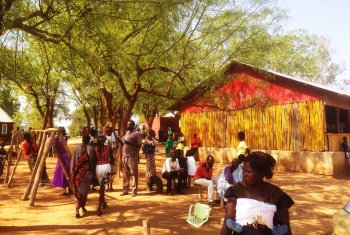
[169,62,350,176]
[0,107,14,144]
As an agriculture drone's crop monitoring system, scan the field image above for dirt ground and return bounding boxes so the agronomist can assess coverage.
[0,140,349,235]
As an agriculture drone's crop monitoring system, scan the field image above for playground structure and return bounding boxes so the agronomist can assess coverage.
[2,128,73,207]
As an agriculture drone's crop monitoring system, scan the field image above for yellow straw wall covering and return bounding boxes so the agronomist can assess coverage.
[179,100,324,151]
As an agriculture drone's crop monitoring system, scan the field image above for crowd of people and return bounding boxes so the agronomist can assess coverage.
[8,124,294,234]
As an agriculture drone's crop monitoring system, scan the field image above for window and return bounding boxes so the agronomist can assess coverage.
[339,109,349,133]
[325,106,337,133]
[1,124,7,134]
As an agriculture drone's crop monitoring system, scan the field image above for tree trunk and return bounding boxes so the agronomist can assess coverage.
[99,95,105,128]
[82,105,91,128]
[93,105,98,129]
[116,94,139,177]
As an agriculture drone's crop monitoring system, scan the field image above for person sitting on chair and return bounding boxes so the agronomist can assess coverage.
[162,148,182,194]
[217,154,245,200]
[193,155,217,206]
[175,149,187,193]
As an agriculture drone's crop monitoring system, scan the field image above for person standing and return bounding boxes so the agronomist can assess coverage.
[237,131,250,156]
[21,131,49,184]
[120,120,143,197]
[94,134,112,216]
[20,131,38,172]
[0,136,7,176]
[141,125,148,139]
[165,135,174,158]
[70,127,94,218]
[191,133,201,162]
[142,132,157,188]
[194,155,217,205]
[52,127,70,195]
[342,136,350,176]
[105,126,117,191]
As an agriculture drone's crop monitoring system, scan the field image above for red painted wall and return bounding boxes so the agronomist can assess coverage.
[144,116,180,141]
[180,70,320,113]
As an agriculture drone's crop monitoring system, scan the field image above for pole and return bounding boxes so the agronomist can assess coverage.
[29,131,55,206]
[7,151,22,187]
[22,132,46,201]
[143,219,150,235]
[3,131,16,183]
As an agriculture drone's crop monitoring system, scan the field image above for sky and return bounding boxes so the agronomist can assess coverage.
[278,0,350,84]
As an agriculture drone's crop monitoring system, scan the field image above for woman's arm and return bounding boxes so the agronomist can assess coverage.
[220,199,237,235]
[278,207,292,235]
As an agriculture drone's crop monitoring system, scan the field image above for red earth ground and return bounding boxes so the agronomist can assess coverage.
[0,138,349,234]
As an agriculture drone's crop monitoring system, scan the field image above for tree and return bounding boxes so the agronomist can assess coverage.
[0,0,96,42]
[236,29,345,85]
[1,37,67,128]
[0,83,19,117]
[61,0,293,137]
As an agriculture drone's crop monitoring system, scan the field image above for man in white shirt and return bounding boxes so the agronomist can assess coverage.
[162,148,182,194]
[217,154,245,199]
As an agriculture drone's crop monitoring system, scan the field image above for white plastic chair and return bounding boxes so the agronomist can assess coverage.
[186,203,211,227]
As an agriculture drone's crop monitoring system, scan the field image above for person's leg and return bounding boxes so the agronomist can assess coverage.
[121,157,130,195]
[194,178,214,202]
[74,197,81,218]
[41,163,48,184]
[162,172,172,193]
[145,154,151,190]
[97,184,103,215]
[28,157,35,172]
[129,156,139,196]
[176,172,185,193]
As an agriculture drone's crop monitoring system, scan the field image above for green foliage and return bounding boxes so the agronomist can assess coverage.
[0,0,346,133]
[69,107,90,137]
[13,98,42,129]
[0,83,19,117]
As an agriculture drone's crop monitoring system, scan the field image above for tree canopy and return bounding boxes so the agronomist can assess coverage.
[0,0,345,135]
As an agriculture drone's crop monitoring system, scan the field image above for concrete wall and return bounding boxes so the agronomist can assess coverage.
[185,146,347,178]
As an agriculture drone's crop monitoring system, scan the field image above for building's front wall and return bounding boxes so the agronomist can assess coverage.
[0,122,13,144]
[180,100,325,152]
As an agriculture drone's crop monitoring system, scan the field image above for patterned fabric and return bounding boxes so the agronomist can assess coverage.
[145,153,156,179]
[94,145,111,165]
[71,144,92,208]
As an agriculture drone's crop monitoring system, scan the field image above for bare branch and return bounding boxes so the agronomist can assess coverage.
[108,67,132,100]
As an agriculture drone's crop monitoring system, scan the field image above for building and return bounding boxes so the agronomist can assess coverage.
[145,114,180,142]
[0,107,14,144]
[169,62,350,176]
